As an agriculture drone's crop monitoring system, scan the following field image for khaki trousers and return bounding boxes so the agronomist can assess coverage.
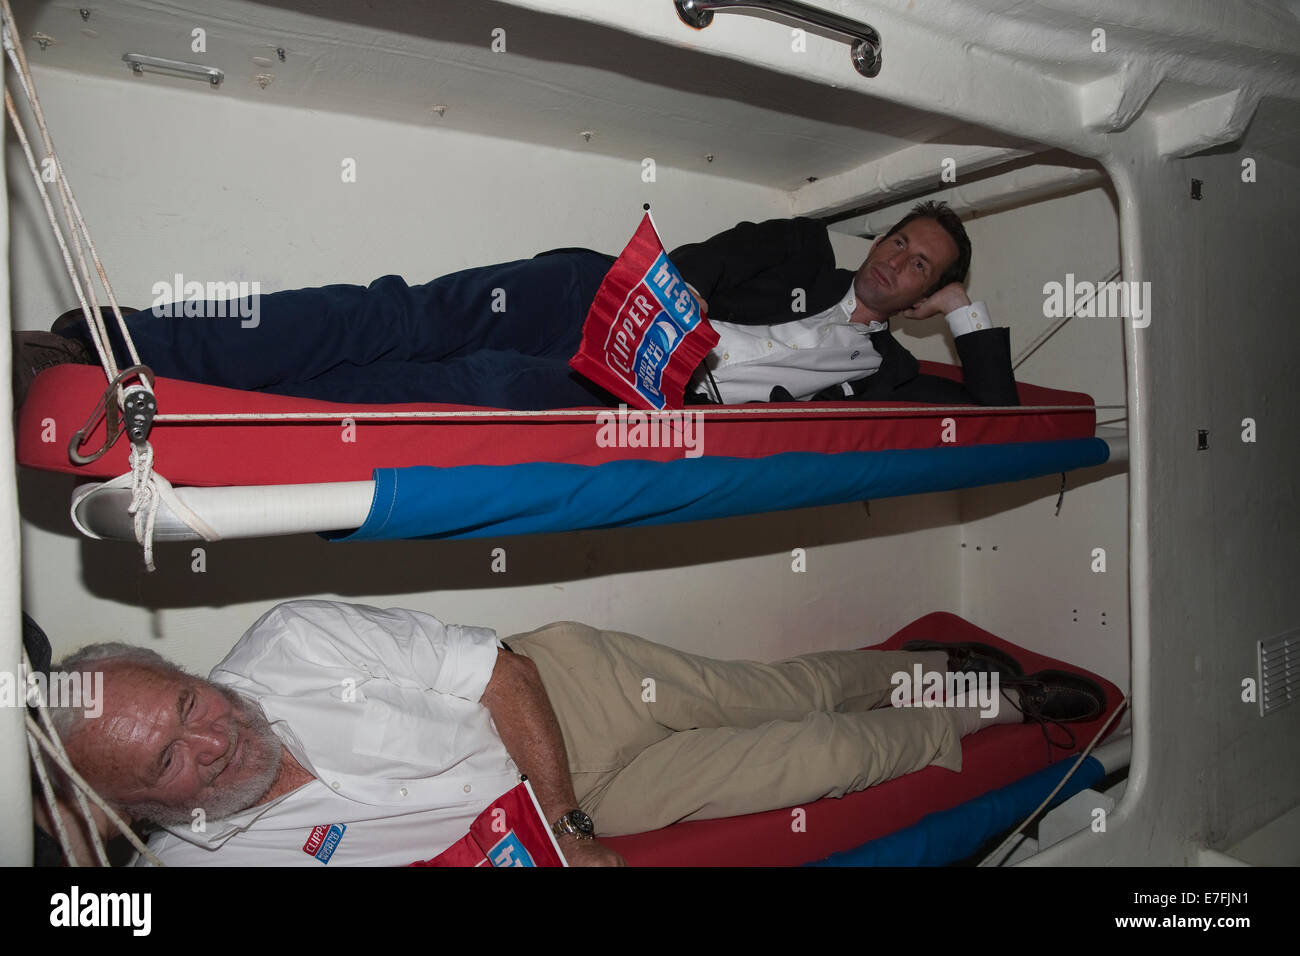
[504,622,964,836]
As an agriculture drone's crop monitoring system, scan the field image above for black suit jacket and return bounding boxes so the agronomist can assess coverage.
[666,217,1019,406]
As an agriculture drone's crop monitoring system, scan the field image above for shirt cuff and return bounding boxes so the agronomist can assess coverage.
[945,300,992,337]
[436,624,506,703]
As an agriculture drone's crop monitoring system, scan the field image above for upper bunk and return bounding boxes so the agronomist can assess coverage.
[11,0,1295,552]
[18,361,1118,544]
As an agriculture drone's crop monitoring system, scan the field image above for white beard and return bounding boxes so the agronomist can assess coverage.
[126,687,284,826]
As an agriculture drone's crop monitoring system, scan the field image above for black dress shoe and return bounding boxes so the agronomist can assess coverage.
[901,639,1025,680]
[1002,669,1108,753]
[11,330,94,407]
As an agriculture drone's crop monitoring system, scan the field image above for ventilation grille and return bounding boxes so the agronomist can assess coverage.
[1259,629,1300,716]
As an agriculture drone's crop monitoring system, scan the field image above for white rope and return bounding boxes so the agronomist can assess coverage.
[22,647,111,867]
[2,88,117,380]
[26,724,78,865]
[976,696,1130,867]
[1013,267,1123,370]
[115,443,222,571]
[148,402,1123,424]
[1,4,158,856]
[1,1,145,374]
[0,22,167,836]
[25,718,167,867]
[3,0,168,570]
[128,444,161,571]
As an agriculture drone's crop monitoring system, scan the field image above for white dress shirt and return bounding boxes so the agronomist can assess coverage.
[691,284,995,404]
[134,600,518,866]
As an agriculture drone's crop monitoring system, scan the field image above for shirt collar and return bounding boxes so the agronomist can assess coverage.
[834,282,887,334]
[157,719,318,848]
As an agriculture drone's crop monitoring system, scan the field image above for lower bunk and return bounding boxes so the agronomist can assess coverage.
[602,611,1125,867]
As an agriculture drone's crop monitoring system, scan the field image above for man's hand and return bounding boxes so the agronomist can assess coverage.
[685,282,708,316]
[559,836,626,867]
[480,650,628,867]
[895,282,970,321]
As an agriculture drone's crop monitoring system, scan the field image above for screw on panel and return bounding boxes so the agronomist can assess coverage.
[580,130,593,143]
[704,153,714,163]
[1197,429,1209,450]
[79,8,91,21]
[276,47,286,62]
[1190,179,1203,200]
[33,32,54,51]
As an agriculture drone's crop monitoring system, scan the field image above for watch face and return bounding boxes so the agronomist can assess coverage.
[568,810,594,834]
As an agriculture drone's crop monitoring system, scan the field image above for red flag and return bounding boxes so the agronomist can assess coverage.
[408,779,569,867]
[569,212,719,410]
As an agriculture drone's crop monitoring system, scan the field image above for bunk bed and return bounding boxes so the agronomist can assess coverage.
[5,0,1179,869]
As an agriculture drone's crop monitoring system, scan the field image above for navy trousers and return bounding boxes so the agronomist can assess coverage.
[71,250,621,409]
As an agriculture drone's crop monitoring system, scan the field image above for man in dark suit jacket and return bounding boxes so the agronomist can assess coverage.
[16,203,1017,410]
[668,203,1019,407]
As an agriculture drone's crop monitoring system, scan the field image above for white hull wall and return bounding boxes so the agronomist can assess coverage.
[955,189,1128,689]
[1035,132,1300,865]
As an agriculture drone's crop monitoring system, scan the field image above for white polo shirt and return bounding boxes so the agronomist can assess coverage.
[133,600,519,866]
[691,285,995,404]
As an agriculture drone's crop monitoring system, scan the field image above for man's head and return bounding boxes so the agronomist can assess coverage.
[852,200,972,320]
[50,644,283,827]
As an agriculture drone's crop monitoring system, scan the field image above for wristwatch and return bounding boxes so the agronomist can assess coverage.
[551,809,595,841]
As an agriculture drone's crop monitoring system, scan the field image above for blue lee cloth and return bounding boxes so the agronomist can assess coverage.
[329,438,1109,541]
[807,753,1109,866]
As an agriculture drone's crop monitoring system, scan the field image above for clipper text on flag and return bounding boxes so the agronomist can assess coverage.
[604,251,705,406]
[570,213,720,410]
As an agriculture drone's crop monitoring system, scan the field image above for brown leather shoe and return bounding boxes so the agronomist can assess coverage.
[11,330,94,407]
[50,305,137,335]
[1001,669,1108,755]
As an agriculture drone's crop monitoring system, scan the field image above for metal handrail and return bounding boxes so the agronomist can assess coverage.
[674,0,882,77]
[123,53,224,87]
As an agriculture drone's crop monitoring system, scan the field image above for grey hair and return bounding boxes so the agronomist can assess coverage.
[46,642,188,744]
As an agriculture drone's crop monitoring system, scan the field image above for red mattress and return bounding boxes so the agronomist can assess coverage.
[602,612,1124,866]
[16,363,1096,487]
